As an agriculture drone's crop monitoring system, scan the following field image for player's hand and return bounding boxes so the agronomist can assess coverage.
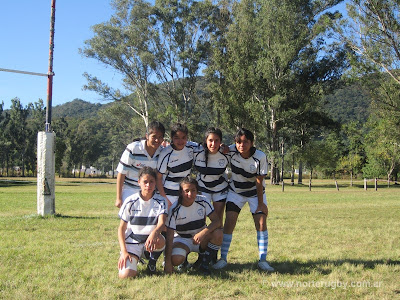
[145,232,159,252]
[220,143,230,154]
[115,198,122,208]
[193,230,206,245]
[118,251,131,270]
[256,203,268,216]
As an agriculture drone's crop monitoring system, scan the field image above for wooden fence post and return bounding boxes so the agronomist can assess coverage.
[375,178,378,191]
[335,180,339,191]
[364,178,367,191]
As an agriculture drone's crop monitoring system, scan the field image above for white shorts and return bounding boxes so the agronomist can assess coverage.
[226,190,267,214]
[200,190,228,203]
[125,241,165,260]
[172,236,200,254]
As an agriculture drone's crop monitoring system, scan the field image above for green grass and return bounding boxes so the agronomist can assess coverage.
[0,178,399,299]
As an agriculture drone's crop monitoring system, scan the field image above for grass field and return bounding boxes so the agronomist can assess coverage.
[0,178,399,299]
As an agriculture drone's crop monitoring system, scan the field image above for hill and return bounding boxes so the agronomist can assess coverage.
[52,98,105,119]
[323,84,371,124]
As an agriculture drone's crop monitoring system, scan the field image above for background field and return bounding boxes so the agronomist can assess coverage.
[0,178,399,299]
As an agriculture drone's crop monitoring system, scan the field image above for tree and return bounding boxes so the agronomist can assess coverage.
[338,0,400,116]
[4,99,29,176]
[206,0,346,184]
[81,0,158,129]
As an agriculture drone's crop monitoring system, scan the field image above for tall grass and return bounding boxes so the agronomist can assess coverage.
[0,179,399,299]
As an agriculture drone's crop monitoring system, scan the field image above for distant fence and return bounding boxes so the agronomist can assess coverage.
[280,178,399,192]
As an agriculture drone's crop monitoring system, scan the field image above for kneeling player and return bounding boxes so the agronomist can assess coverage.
[164,177,222,275]
[118,167,167,278]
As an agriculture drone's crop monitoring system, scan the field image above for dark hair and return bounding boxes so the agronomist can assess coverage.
[234,128,254,143]
[171,123,188,139]
[138,166,157,181]
[147,121,165,137]
[177,176,198,205]
[203,127,222,171]
[234,128,256,156]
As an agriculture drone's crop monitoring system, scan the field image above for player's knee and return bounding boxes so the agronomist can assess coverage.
[155,233,166,250]
[171,247,187,266]
[119,268,137,279]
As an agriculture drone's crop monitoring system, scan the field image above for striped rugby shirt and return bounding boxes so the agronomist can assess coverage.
[119,192,167,244]
[193,147,230,194]
[157,141,198,197]
[117,139,162,190]
[166,195,214,238]
[229,145,268,197]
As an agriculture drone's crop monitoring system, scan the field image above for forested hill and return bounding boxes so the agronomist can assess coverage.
[51,84,372,125]
[323,84,371,124]
[52,98,106,119]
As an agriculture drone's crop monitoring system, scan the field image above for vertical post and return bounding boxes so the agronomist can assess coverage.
[335,180,339,191]
[364,178,367,191]
[282,180,284,192]
[309,179,311,191]
[45,0,56,132]
[37,0,56,216]
[375,178,378,191]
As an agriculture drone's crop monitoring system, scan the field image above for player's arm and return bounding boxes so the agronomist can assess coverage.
[193,211,221,244]
[117,219,131,269]
[145,213,167,252]
[156,172,172,208]
[255,175,268,215]
[164,227,175,274]
[115,173,125,208]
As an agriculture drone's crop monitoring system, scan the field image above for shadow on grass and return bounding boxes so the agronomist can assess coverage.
[211,259,400,276]
[23,213,116,220]
[0,179,36,187]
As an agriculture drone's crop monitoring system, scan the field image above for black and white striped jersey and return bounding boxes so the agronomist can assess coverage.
[157,142,198,197]
[119,192,167,244]
[166,195,214,238]
[229,145,268,197]
[117,139,162,189]
[193,148,230,194]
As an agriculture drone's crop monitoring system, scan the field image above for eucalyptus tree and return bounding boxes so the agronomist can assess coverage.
[82,0,214,132]
[81,0,159,129]
[206,0,346,183]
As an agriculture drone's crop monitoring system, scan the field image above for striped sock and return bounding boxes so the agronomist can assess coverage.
[220,234,232,261]
[257,230,268,261]
[202,243,221,269]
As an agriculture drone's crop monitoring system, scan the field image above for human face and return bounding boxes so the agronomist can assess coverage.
[206,133,221,154]
[235,135,253,158]
[172,131,188,151]
[181,183,197,206]
[138,174,156,200]
[146,130,164,150]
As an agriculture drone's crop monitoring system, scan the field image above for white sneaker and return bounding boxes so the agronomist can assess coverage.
[212,259,228,270]
[258,261,274,272]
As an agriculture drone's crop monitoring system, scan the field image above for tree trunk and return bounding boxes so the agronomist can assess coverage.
[298,161,303,184]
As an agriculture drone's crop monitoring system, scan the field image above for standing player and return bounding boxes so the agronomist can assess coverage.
[115,121,165,208]
[164,177,222,275]
[118,167,167,278]
[213,128,274,272]
[156,123,198,208]
[193,127,229,223]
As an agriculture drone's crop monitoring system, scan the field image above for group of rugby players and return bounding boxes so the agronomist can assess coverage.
[116,122,274,278]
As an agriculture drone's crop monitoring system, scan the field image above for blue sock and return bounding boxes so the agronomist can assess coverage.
[257,230,268,261]
[220,234,232,261]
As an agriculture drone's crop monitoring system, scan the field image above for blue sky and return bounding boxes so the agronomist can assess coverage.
[0,0,123,109]
[0,0,348,110]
